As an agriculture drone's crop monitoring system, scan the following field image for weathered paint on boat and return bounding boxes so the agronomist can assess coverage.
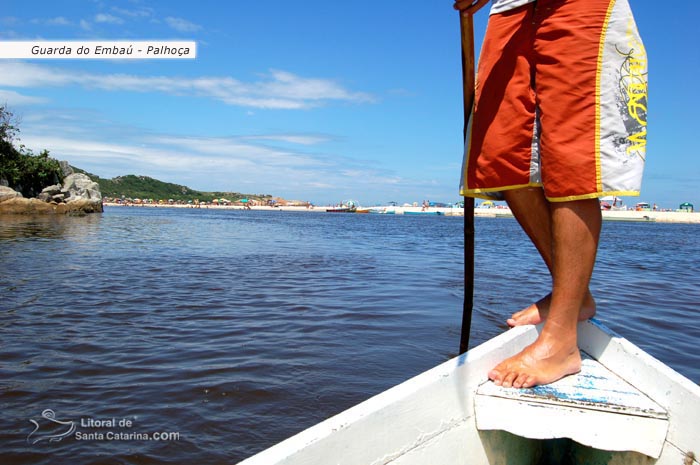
[476,352,669,457]
[238,320,700,465]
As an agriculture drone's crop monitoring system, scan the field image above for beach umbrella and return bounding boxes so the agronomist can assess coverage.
[458,6,476,354]
[240,198,249,203]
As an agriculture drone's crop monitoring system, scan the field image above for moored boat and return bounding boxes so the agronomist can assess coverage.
[239,319,699,465]
[326,200,358,213]
[325,206,356,213]
[403,210,444,216]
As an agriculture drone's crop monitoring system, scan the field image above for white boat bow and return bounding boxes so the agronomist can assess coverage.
[239,320,699,465]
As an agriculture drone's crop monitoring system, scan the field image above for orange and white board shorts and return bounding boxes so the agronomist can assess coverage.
[460,0,648,202]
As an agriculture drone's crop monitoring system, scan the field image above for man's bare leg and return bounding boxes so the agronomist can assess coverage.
[489,198,602,388]
[507,293,596,327]
[503,188,596,327]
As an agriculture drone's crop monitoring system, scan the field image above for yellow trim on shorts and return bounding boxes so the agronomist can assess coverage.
[595,0,617,193]
[462,185,641,203]
[461,182,543,199]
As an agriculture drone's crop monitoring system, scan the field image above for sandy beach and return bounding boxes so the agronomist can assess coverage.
[102,202,700,223]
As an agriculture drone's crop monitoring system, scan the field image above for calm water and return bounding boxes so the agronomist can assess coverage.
[1,207,698,464]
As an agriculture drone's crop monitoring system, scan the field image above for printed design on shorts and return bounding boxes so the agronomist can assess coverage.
[615,19,647,161]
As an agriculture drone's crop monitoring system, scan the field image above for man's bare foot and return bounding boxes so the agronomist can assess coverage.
[488,335,582,388]
[507,291,596,327]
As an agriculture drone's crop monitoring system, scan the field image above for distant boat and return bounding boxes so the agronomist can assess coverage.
[600,195,626,211]
[403,210,444,216]
[326,200,358,213]
[239,319,699,465]
[325,206,356,213]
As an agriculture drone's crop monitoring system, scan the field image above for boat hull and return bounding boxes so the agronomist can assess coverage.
[239,320,700,465]
[403,211,444,216]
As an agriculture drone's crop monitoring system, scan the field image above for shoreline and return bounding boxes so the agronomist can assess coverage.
[102,202,700,224]
[472,207,700,224]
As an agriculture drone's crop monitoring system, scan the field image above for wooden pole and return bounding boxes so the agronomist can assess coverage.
[458,10,476,355]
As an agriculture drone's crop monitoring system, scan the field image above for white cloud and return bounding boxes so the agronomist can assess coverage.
[0,62,375,110]
[0,16,20,26]
[110,6,153,19]
[145,135,321,168]
[20,131,328,191]
[95,13,124,24]
[164,16,201,33]
[0,89,48,105]
[30,16,73,26]
[244,134,331,145]
[16,113,412,203]
[80,19,92,31]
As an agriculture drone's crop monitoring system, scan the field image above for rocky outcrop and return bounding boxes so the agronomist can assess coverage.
[59,160,74,177]
[62,173,102,203]
[0,185,22,203]
[0,171,103,215]
[37,184,62,202]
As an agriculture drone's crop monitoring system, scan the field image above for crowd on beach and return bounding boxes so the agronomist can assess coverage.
[102,197,313,209]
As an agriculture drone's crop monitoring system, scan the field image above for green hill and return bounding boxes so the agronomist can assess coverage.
[95,174,204,201]
[74,169,270,203]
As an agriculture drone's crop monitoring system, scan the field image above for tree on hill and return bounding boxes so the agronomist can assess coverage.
[92,173,272,204]
[96,174,206,201]
[0,104,63,197]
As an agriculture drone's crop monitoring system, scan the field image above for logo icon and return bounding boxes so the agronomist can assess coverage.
[27,409,76,444]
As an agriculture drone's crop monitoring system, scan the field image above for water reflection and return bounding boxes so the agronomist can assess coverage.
[0,213,103,241]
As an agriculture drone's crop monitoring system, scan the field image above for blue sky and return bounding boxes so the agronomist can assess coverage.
[0,0,697,207]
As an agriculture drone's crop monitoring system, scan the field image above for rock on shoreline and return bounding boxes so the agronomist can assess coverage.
[0,173,103,216]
